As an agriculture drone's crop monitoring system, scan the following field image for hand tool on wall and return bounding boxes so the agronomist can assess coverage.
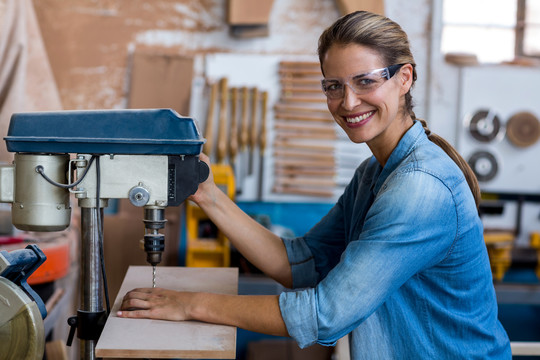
[229,87,239,169]
[239,87,249,154]
[203,81,219,159]
[258,91,268,200]
[237,86,249,193]
[216,78,229,164]
[248,87,259,175]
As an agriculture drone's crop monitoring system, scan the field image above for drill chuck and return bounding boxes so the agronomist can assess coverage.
[144,233,165,266]
[143,207,167,266]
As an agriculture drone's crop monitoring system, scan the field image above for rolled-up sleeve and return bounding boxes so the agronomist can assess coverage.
[279,288,319,347]
[279,169,459,348]
[281,237,319,289]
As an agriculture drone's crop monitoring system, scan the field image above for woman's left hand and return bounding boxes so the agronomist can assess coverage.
[116,288,195,321]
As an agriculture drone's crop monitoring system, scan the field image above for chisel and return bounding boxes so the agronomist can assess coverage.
[248,87,258,175]
[237,86,249,193]
[258,91,268,200]
[229,87,239,168]
[217,77,229,164]
[203,81,218,159]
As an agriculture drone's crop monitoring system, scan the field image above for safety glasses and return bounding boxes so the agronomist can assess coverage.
[321,64,405,99]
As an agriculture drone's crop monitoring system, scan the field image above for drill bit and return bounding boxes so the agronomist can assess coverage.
[152,265,156,288]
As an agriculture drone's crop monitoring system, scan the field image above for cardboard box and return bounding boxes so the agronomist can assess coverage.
[335,0,385,15]
[227,0,274,25]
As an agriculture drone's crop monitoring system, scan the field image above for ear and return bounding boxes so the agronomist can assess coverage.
[398,64,414,95]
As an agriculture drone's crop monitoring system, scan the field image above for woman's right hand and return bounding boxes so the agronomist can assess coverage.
[189,153,217,207]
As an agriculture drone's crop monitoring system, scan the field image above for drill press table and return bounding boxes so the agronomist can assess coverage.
[95,266,238,359]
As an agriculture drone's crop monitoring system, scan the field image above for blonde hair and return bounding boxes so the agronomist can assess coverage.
[318,11,481,209]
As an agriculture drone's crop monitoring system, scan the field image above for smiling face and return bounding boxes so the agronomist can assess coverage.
[321,43,414,163]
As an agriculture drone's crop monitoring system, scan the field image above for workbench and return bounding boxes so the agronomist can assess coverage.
[95,266,238,359]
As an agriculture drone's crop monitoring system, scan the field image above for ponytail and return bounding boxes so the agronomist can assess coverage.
[416,118,481,210]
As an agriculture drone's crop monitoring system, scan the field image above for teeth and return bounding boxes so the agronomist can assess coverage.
[346,111,373,123]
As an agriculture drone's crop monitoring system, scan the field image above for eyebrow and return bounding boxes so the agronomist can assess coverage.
[352,72,372,78]
[326,68,383,81]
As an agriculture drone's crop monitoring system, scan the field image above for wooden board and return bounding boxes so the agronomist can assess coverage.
[95,266,238,359]
[127,52,194,116]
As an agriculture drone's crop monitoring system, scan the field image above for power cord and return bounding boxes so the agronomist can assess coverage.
[36,155,111,314]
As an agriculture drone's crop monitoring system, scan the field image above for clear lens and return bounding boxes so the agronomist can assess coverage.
[321,64,404,99]
[321,80,345,98]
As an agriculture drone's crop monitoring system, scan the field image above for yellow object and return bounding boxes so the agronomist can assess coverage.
[530,232,540,279]
[185,164,235,267]
[484,231,514,282]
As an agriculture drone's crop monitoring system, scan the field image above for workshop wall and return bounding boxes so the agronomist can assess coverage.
[33,0,431,114]
[33,0,336,110]
[31,0,540,267]
[32,0,432,204]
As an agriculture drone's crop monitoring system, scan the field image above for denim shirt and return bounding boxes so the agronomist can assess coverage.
[278,121,511,359]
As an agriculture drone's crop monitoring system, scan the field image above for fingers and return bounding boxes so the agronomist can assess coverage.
[199,152,211,163]
[119,288,157,312]
[127,287,154,294]
[122,288,157,302]
[118,291,156,319]
[117,309,151,318]
[121,297,149,310]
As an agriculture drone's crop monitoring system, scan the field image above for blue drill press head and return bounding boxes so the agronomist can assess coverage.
[5,108,205,155]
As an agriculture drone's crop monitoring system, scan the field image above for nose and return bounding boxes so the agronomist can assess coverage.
[341,84,361,110]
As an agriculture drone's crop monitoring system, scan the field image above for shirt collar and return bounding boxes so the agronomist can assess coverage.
[371,120,426,195]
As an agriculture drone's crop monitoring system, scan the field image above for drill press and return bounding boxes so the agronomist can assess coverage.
[0,108,209,359]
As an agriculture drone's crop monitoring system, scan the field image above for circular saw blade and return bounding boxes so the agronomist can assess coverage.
[467,150,499,182]
[0,277,44,360]
[467,109,503,143]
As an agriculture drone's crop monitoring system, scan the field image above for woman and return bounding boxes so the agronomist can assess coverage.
[118,11,511,359]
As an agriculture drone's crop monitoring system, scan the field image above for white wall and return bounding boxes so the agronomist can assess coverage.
[427,0,540,246]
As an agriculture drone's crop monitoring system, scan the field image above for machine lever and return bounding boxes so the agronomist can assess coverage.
[66,316,77,346]
[66,310,107,347]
